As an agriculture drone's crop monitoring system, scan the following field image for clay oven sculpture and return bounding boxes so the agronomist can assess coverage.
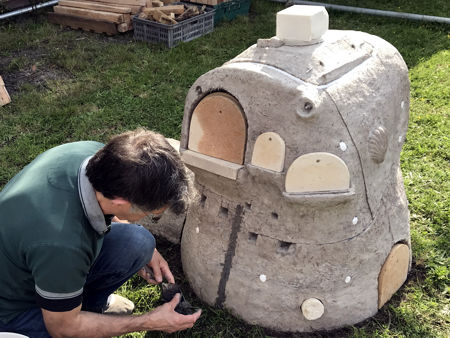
[154,5,411,332]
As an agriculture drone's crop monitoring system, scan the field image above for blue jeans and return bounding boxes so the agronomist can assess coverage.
[0,223,155,338]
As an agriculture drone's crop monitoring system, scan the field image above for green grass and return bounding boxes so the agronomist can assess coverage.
[291,0,450,17]
[0,0,449,336]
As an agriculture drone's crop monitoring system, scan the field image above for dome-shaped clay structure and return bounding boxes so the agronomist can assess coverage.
[178,6,411,332]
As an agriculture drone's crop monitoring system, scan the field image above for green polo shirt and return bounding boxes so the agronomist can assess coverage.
[0,141,106,324]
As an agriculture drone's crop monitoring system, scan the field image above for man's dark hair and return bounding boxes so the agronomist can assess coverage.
[86,128,192,215]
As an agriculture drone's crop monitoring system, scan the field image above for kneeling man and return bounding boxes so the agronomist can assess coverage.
[0,128,200,337]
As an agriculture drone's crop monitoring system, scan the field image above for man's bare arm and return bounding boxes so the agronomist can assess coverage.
[42,294,201,338]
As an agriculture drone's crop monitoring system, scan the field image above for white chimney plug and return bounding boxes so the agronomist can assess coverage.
[276,5,329,45]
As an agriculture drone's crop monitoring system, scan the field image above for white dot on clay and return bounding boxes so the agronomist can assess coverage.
[352,217,358,225]
[301,298,324,320]
[345,276,352,283]
[401,101,405,109]
[398,135,402,143]
[195,227,199,234]
[259,274,267,282]
[339,142,347,151]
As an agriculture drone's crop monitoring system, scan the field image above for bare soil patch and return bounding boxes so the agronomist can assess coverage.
[0,46,71,96]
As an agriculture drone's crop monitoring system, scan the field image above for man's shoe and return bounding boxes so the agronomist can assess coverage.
[103,294,135,315]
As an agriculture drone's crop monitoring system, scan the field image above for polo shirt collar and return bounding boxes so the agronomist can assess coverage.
[78,156,110,235]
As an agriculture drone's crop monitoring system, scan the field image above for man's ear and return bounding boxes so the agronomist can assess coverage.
[110,197,131,207]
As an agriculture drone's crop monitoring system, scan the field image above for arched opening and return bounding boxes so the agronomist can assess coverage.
[378,243,410,308]
[251,132,285,172]
[285,152,350,193]
[188,92,246,165]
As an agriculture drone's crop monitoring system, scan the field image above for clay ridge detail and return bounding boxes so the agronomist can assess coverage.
[325,91,374,219]
[215,204,244,307]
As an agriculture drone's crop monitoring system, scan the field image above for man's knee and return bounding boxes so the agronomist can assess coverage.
[108,223,156,270]
[130,225,156,266]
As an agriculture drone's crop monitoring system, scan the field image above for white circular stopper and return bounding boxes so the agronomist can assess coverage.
[339,142,347,151]
[345,276,352,283]
[301,298,324,320]
[195,227,199,234]
[352,217,358,225]
[259,274,267,282]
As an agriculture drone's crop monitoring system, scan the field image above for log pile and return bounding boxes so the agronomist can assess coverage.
[48,0,148,35]
[137,3,206,24]
[47,0,208,34]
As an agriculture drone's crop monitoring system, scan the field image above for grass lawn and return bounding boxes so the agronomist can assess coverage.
[0,0,449,336]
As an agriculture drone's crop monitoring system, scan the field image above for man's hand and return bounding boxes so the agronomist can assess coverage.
[42,294,201,337]
[144,293,202,333]
[138,249,175,284]
[111,216,130,223]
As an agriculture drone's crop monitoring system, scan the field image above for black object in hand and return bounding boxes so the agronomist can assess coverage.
[160,283,200,315]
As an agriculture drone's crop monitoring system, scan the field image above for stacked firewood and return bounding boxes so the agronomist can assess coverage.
[48,0,145,34]
[137,2,206,24]
[48,0,205,34]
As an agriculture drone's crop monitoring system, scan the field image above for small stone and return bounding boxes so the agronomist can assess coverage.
[195,227,200,234]
[345,276,351,283]
[259,274,267,282]
[352,217,358,225]
[339,142,347,151]
[257,37,285,48]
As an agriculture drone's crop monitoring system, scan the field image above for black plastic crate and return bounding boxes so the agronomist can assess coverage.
[133,3,215,48]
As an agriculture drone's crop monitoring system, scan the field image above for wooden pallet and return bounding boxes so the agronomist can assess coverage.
[48,12,119,35]
[48,0,137,35]
[0,76,11,107]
